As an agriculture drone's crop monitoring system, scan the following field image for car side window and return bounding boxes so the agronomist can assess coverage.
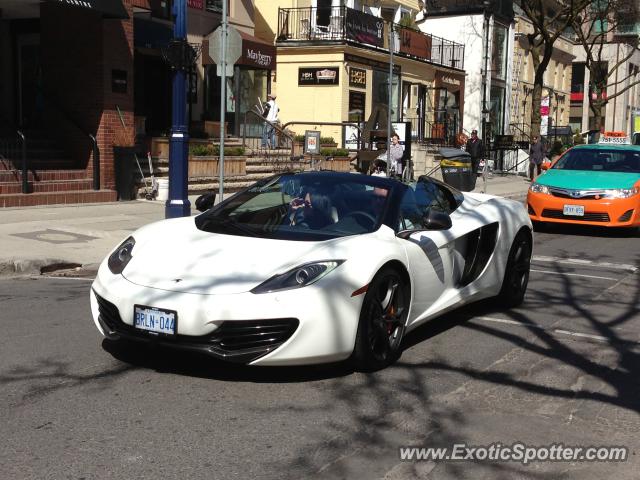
[398,179,457,231]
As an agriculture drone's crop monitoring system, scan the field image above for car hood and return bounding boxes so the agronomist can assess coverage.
[537,170,640,190]
[121,217,361,294]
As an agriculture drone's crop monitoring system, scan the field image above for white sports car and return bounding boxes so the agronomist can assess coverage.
[90,171,532,371]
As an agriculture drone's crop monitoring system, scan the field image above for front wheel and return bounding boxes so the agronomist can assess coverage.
[496,230,532,308]
[352,267,409,371]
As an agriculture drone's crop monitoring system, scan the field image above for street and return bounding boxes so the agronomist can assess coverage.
[1,225,639,479]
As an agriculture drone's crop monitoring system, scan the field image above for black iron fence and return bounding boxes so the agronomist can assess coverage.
[277,7,464,70]
[241,110,300,171]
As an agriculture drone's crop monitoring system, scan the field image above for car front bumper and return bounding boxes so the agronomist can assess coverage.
[90,262,365,366]
[527,191,640,227]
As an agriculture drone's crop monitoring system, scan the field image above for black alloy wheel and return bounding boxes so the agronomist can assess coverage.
[497,230,532,308]
[353,267,408,371]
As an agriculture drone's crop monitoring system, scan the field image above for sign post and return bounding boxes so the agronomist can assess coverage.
[207,24,241,199]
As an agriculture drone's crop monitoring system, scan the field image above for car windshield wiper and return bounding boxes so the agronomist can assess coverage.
[200,215,260,237]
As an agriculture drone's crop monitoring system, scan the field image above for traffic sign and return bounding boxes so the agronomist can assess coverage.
[208,26,242,77]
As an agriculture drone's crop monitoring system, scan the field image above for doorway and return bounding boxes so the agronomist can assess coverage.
[17,34,41,128]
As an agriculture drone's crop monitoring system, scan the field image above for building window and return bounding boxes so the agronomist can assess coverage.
[491,24,508,81]
[489,86,505,136]
[372,69,400,121]
[571,63,585,93]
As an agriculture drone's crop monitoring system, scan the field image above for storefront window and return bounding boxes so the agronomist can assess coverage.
[372,69,400,121]
[206,0,225,13]
[491,24,508,81]
[238,69,269,118]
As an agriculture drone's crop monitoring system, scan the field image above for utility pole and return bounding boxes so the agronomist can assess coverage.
[219,0,228,201]
[386,21,394,176]
[166,0,191,218]
[481,1,491,164]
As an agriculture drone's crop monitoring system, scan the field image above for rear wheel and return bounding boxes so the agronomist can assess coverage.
[497,230,532,308]
[352,267,408,371]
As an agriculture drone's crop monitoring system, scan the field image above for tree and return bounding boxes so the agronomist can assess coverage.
[570,0,640,136]
[518,0,592,139]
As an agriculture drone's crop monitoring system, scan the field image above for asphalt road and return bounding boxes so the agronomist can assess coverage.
[1,224,639,480]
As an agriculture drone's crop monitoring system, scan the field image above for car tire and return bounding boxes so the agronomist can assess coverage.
[496,230,532,308]
[352,267,409,372]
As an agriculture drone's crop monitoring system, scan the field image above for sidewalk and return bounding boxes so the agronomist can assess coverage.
[0,175,530,277]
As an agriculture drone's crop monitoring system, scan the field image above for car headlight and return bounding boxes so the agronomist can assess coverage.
[251,260,345,294]
[108,236,135,274]
[529,182,550,194]
[602,187,639,199]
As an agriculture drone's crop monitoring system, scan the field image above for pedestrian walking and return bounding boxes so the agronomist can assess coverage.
[388,134,404,176]
[529,135,546,181]
[466,129,483,176]
[261,94,279,149]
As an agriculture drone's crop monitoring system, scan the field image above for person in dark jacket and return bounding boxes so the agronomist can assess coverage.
[529,136,546,181]
[466,129,484,175]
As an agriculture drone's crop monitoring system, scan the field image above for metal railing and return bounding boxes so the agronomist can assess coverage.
[45,97,101,190]
[277,7,464,70]
[404,116,459,146]
[241,110,299,171]
[0,130,28,193]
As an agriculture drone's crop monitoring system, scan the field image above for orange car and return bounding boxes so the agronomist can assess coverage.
[527,144,640,228]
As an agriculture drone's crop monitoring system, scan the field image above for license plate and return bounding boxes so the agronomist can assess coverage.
[563,204,585,216]
[134,305,176,335]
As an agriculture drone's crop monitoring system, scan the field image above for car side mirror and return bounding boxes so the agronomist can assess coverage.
[424,210,452,230]
[396,210,452,239]
[195,192,216,212]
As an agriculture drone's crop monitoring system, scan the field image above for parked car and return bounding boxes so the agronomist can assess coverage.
[91,171,532,371]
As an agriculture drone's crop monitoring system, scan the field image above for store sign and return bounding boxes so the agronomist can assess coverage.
[298,67,339,86]
[349,68,367,88]
[187,0,204,8]
[399,28,431,60]
[435,71,464,91]
[345,54,400,74]
[345,9,384,48]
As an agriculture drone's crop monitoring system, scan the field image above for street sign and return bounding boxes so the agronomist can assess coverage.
[208,26,242,77]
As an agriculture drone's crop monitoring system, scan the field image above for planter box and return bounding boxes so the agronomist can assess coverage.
[151,137,214,159]
[188,155,246,179]
[324,157,352,172]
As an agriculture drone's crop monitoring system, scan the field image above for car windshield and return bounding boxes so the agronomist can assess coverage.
[195,173,392,241]
[553,148,640,173]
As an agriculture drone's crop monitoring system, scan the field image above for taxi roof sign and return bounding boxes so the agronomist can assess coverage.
[599,131,630,144]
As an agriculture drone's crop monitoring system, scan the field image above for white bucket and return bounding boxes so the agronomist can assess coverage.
[156,178,169,201]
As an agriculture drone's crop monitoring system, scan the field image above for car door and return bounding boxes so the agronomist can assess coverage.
[396,178,460,326]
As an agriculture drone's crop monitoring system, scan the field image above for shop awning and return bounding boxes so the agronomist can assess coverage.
[46,0,129,19]
[202,30,276,70]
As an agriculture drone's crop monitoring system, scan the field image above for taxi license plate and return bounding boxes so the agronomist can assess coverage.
[134,305,176,335]
[563,204,585,216]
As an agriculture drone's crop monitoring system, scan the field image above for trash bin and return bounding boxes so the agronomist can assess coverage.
[438,147,477,191]
[113,147,137,201]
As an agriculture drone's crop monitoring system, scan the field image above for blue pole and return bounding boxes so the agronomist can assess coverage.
[166,0,191,218]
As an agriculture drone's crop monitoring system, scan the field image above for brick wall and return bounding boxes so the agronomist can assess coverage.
[40,1,135,190]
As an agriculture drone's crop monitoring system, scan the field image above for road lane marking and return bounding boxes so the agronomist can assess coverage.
[530,269,618,281]
[532,255,638,272]
[475,316,640,346]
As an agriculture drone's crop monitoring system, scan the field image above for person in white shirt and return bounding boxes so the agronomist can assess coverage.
[261,94,279,148]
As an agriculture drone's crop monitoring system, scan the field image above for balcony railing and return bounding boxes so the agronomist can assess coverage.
[277,7,464,70]
[615,23,640,36]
